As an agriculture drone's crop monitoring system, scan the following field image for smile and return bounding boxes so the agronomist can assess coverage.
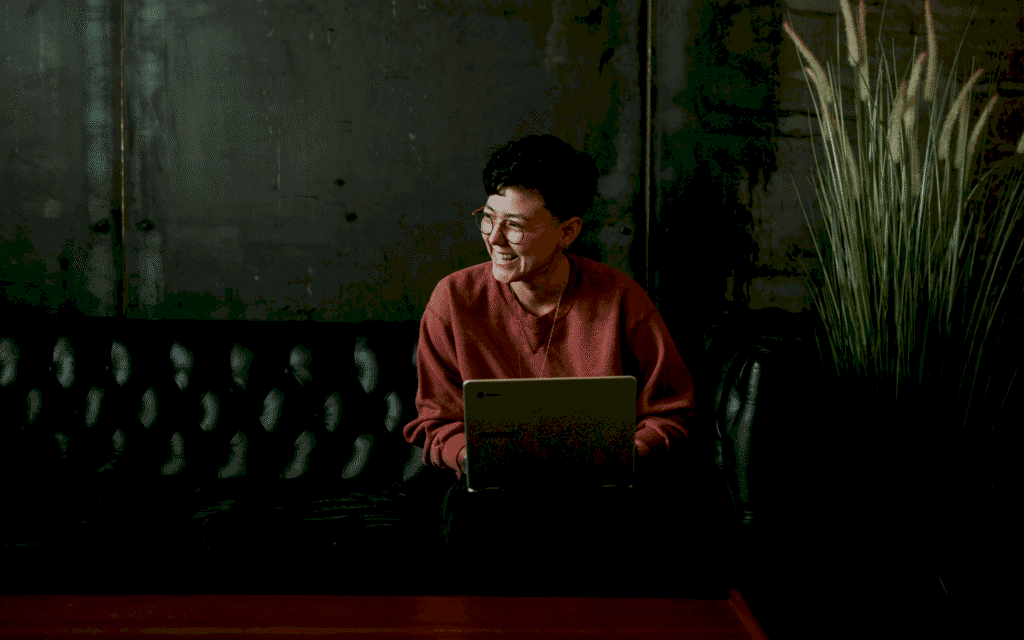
[495,253,517,262]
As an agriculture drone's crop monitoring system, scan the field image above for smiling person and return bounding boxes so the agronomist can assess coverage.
[403,134,695,595]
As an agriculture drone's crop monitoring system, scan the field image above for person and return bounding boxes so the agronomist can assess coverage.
[402,134,696,595]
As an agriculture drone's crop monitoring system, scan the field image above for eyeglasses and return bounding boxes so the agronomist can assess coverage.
[471,206,538,245]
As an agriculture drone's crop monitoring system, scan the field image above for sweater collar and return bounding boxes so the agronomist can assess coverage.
[500,252,577,346]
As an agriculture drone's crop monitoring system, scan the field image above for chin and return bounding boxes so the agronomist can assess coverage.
[491,264,519,282]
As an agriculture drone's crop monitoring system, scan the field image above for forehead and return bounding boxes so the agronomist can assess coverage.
[485,187,549,221]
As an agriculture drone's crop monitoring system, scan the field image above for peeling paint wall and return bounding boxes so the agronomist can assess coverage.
[116,0,643,321]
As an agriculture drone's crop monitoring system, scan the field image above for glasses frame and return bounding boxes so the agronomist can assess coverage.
[471,206,554,245]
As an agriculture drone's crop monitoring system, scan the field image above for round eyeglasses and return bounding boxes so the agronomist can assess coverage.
[472,206,526,245]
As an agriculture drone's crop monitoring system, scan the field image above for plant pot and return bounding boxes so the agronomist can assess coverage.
[805,366,1012,609]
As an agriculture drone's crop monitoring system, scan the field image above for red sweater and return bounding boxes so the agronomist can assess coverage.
[403,251,695,480]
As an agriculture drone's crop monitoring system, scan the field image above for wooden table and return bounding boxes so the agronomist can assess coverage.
[0,592,769,639]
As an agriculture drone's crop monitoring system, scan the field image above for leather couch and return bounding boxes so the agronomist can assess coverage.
[2,312,457,593]
[1,307,827,618]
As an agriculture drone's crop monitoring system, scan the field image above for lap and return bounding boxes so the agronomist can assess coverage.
[443,480,654,551]
[440,481,682,595]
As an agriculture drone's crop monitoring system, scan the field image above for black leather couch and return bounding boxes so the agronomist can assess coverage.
[0,308,783,581]
[8,306,967,634]
[2,313,460,592]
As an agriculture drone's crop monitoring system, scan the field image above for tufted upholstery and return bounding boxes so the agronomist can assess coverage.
[1,309,812,603]
[1,315,463,575]
[1,317,435,486]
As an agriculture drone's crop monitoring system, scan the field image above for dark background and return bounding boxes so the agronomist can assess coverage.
[0,0,791,372]
[1,1,1020,633]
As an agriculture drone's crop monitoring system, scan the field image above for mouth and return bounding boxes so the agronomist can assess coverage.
[494,252,517,263]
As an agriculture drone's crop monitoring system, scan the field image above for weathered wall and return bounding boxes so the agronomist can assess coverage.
[1,0,644,322]
[1,0,121,318]
[120,0,644,321]
[652,0,781,356]
[7,1,1020,327]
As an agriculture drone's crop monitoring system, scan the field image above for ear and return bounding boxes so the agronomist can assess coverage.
[559,216,583,248]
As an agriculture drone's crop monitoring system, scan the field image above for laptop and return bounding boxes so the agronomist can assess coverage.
[462,376,638,492]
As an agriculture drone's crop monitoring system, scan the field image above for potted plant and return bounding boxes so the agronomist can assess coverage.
[781,0,1023,611]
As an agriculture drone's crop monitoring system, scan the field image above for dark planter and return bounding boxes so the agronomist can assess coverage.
[797,358,1014,635]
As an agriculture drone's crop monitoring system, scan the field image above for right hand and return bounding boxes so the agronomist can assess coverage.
[458,446,468,476]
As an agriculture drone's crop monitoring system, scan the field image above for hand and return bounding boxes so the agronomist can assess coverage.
[458,445,468,476]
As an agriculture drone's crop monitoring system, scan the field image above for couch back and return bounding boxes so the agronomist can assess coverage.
[1,315,434,494]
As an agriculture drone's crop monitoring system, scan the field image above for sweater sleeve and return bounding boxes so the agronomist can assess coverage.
[402,302,469,480]
[629,309,695,457]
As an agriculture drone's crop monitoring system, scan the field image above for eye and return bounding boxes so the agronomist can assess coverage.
[508,222,523,229]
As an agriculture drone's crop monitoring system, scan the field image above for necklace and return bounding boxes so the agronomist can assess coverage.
[513,253,567,379]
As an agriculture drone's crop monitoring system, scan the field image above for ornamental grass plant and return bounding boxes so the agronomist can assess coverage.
[777,2,1023,616]
[783,0,1024,432]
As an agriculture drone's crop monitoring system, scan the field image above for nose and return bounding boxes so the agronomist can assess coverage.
[486,220,509,246]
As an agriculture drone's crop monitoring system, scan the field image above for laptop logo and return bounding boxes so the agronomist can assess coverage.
[476,392,501,398]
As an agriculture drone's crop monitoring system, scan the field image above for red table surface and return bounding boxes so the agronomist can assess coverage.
[0,591,768,639]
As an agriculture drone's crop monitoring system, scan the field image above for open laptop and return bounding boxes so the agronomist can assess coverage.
[462,376,638,492]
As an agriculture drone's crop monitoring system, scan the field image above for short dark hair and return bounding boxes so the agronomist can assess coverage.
[482,134,599,224]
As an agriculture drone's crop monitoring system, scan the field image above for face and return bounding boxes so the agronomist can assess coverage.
[483,186,572,285]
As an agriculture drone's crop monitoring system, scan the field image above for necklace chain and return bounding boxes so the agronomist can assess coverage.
[514,254,566,379]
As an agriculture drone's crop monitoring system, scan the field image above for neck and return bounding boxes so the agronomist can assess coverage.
[512,252,567,308]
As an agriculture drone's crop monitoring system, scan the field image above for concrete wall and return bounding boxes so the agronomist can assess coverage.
[121,0,645,321]
[652,0,781,355]
[10,1,1015,326]
[1,0,645,322]
[1,0,121,318]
